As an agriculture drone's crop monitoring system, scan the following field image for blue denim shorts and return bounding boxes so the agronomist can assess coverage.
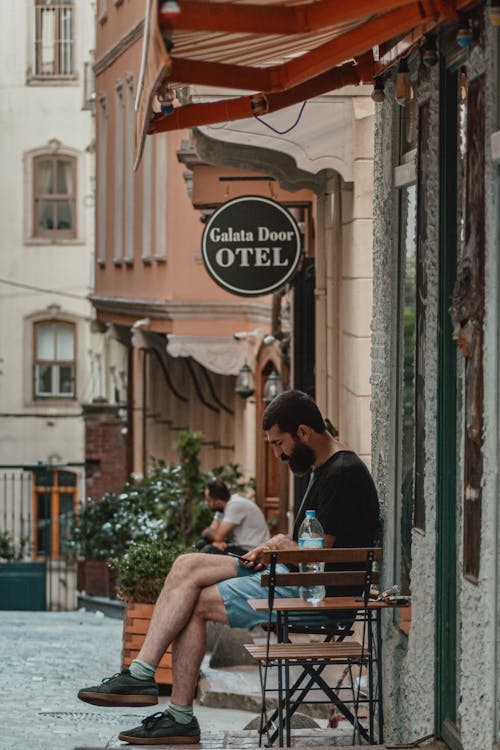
[217,561,345,630]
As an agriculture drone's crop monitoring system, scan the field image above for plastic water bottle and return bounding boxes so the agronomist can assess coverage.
[298,510,326,605]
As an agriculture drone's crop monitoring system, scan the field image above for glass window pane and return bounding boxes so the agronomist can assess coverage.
[36,161,54,195]
[58,471,77,487]
[56,160,72,195]
[36,364,53,394]
[55,323,74,359]
[400,183,417,595]
[34,468,54,487]
[60,9,73,75]
[59,492,75,552]
[56,200,73,230]
[36,492,52,556]
[58,365,74,395]
[37,323,56,359]
[40,8,56,76]
[38,200,56,230]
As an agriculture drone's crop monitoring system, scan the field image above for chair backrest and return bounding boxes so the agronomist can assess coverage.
[259,547,382,599]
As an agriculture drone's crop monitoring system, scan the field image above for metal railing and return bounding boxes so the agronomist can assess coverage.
[0,470,77,611]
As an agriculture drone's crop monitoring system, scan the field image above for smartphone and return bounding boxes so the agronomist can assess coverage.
[226,551,252,564]
[226,551,266,569]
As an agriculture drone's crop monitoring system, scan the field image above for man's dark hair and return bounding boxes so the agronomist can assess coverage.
[206,479,230,502]
[262,389,326,435]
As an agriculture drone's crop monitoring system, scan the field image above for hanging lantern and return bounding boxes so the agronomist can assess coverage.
[371,77,385,103]
[157,82,175,116]
[422,35,439,67]
[263,370,283,404]
[456,17,474,46]
[235,364,255,399]
[395,58,413,107]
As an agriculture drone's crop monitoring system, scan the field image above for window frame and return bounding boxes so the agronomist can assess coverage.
[32,469,78,560]
[33,319,77,400]
[33,0,76,81]
[32,153,77,240]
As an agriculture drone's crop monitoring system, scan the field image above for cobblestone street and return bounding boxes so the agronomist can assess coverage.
[0,610,256,750]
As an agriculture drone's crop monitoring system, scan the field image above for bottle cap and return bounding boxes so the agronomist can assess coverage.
[305,510,316,517]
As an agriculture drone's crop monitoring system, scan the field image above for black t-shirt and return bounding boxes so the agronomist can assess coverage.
[292,450,381,596]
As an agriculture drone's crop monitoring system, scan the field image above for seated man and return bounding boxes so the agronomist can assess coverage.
[198,479,270,555]
[78,389,380,746]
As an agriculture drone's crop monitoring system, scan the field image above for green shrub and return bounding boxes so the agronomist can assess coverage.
[112,539,190,603]
[69,430,253,602]
[0,531,28,561]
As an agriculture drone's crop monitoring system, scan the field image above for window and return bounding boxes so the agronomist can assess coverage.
[34,321,75,398]
[33,154,76,239]
[394,96,419,598]
[97,97,108,263]
[33,469,77,559]
[124,78,135,262]
[34,1,74,80]
[114,85,124,260]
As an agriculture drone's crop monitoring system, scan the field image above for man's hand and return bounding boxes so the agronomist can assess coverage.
[212,541,227,551]
[240,535,299,570]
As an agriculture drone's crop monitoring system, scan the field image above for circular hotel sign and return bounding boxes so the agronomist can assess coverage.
[201,196,302,297]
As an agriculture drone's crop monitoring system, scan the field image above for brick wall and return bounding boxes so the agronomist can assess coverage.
[83,402,129,498]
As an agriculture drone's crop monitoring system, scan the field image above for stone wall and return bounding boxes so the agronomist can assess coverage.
[371,12,500,749]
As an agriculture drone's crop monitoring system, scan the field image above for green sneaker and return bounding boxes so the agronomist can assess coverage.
[78,669,158,707]
[119,711,201,745]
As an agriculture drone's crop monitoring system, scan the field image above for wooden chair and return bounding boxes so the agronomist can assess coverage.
[244,547,383,747]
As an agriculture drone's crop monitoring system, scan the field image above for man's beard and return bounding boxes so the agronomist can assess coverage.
[283,439,316,476]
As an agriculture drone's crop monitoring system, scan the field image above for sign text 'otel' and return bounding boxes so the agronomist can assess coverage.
[201,196,302,297]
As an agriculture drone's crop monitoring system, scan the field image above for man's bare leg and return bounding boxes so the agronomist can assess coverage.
[170,584,228,706]
[137,552,236,666]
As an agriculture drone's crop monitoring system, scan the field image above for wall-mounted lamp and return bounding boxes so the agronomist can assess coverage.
[235,364,254,399]
[395,57,413,107]
[263,370,283,405]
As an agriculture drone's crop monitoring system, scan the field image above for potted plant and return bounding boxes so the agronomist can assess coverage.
[70,493,129,598]
[109,431,253,689]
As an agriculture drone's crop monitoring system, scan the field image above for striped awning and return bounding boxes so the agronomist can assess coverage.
[134,0,472,167]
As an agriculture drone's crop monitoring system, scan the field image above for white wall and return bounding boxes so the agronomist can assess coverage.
[0,0,96,467]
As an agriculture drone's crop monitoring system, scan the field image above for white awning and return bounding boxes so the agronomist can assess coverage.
[166,335,246,376]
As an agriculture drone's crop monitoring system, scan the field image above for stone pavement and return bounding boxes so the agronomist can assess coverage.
[1,610,446,750]
[0,610,259,750]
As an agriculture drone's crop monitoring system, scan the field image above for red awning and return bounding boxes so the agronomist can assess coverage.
[134,0,472,168]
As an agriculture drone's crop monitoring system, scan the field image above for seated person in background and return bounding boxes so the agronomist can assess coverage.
[199,479,270,555]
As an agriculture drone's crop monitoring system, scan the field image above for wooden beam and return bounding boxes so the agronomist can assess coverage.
[271,1,441,90]
[170,57,271,91]
[160,0,419,35]
[165,1,451,94]
[149,57,369,134]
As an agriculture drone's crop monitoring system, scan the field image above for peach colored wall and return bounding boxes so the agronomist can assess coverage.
[95,2,314,338]
[96,0,144,59]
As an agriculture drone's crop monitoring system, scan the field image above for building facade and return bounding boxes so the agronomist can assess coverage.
[0,0,125,607]
[371,7,500,749]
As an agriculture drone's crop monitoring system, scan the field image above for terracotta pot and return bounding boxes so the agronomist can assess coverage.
[121,602,173,688]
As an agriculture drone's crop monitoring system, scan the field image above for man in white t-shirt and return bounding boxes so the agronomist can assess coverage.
[200,479,270,554]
